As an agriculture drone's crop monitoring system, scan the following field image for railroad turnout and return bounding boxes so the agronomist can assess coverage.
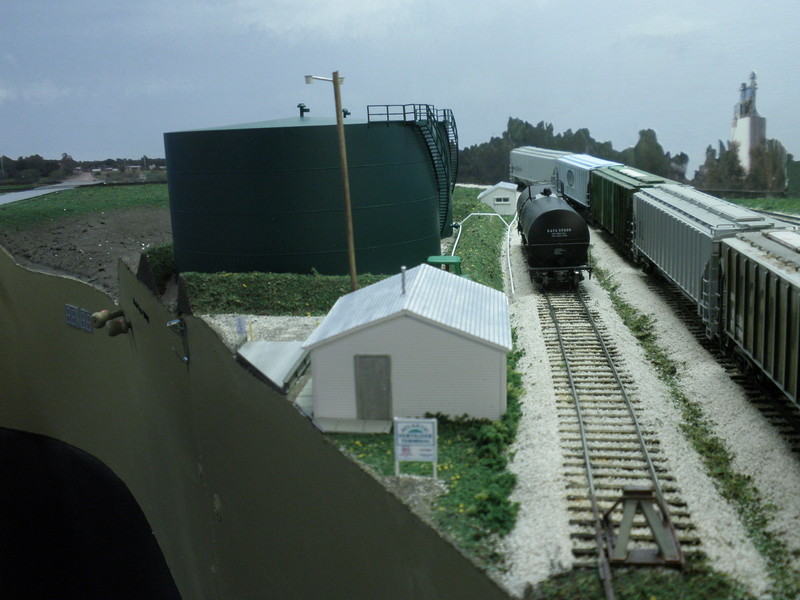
[538,286,698,596]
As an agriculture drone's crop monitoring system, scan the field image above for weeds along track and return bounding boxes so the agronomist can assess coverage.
[644,278,800,452]
[537,286,700,580]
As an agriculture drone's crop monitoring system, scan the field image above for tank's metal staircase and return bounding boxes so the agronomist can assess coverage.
[368,104,459,236]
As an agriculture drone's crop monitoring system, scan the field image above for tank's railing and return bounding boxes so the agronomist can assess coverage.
[439,108,459,187]
[367,104,438,123]
[367,103,460,212]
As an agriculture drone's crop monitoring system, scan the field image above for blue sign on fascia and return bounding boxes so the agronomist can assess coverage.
[65,304,93,333]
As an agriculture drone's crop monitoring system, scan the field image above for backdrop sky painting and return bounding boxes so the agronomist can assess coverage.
[2,0,797,175]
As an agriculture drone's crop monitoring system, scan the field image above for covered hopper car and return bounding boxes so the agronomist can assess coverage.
[510,145,800,409]
[721,229,800,405]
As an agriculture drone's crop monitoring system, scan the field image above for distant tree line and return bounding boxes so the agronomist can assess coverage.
[0,154,166,184]
[693,139,789,195]
[458,118,689,185]
[0,154,65,183]
[457,117,790,195]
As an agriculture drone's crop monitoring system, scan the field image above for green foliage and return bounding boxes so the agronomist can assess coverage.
[451,187,508,291]
[1,154,62,182]
[592,259,800,599]
[745,139,788,192]
[724,196,800,215]
[181,271,386,315]
[0,183,169,232]
[527,564,755,600]
[693,141,747,192]
[143,244,175,294]
[692,138,787,194]
[457,118,688,184]
[629,128,689,181]
[787,160,800,197]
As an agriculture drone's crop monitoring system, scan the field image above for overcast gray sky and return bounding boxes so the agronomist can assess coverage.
[2,0,797,176]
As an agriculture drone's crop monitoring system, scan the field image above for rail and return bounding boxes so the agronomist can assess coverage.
[543,288,615,599]
[540,286,684,600]
[367,104,444,124]
[750,207,800,226]
[367,104,459,184]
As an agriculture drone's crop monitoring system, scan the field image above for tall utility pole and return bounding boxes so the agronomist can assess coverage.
[305,71,358,291]
[332,71,358,292]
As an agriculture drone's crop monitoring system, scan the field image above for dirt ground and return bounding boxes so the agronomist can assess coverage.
[0,206,173,299]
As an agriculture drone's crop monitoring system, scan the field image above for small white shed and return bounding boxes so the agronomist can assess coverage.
[477,182,519,216]
[303,264,512,432]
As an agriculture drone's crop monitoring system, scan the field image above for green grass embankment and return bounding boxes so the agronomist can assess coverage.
[0,184,169,232]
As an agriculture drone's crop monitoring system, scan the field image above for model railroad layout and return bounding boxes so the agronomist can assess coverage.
[511,145,800,413]
[508,146,800,598]
[643,275,800,445]
[536,284,695,598]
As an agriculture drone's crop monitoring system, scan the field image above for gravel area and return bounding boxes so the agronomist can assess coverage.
[588,233,800,577]
[499,238,575,593]
[199,314,321,351]
[496,226,800,598]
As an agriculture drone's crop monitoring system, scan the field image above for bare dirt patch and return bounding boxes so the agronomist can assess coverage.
[0,206,172,298]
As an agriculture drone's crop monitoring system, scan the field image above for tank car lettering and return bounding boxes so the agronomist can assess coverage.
[547,227,572,238]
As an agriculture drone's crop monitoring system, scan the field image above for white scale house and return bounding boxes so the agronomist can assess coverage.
[302,264,512,433]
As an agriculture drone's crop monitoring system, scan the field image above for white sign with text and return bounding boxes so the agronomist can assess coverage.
[393,417,438,478]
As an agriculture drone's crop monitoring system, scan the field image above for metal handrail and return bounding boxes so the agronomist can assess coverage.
[367,104,438,123]
[367,104,459,227]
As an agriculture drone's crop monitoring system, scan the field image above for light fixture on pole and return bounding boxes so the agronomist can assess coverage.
[305,71,358,291]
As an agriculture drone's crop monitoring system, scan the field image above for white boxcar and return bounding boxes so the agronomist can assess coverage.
[510,146,573,186]
[721,229,800,407]
[632,184,780,336]
[555,154,621,209]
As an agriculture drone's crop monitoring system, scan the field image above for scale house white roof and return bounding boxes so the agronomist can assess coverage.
[303,263,511,352]
[476,181,517,201]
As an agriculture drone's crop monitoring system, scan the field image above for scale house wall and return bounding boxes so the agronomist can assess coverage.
[311,315,507,422]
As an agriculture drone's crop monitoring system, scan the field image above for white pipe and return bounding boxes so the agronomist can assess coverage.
[451,212,518,295]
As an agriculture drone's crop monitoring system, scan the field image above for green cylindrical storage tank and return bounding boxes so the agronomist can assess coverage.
[163,116,442,275]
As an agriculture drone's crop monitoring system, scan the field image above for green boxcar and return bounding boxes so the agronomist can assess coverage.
[590,166,675,247]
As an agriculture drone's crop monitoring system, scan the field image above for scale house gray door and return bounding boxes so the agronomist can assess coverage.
[354,355,392,420]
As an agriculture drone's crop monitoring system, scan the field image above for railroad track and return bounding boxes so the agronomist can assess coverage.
[643,278,800,451]
[750,208,800,227]
[538,285,699,597]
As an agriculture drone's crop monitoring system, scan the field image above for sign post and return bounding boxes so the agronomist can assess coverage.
[393,417,438,478]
